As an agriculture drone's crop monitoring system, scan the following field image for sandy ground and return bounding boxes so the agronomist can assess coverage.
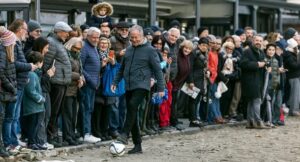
[41,117,300,162]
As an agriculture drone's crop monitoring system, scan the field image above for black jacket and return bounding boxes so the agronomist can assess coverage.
[113,40,165,92]
[15,41,31,90]
[187,49,206,94]
[240,45,265,100]
[0,45,17,102]
[283,50,300,79]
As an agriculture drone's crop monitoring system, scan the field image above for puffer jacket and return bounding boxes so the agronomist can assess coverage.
[15,40,32,90]
[113,40,165,92]
[80,40,101,90]
[0,45,17,102]
[42,34,72,85]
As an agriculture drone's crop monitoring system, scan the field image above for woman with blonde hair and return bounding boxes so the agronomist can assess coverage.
[171,40,193,130]
[62,37,85,145]
[0,26,17,156]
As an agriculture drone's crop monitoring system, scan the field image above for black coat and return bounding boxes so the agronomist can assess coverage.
[187,50,206,94]
[0,45,17,102]
[283,50,300,79]
[240,45,265,101]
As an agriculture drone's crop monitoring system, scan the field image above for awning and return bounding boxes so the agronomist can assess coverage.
[0,0,30,4]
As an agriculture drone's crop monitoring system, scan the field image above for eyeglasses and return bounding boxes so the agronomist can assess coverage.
[72,46,82,51]
[226,47,234,50]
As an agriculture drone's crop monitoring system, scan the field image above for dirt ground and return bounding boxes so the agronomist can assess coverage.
[41,117,300,162]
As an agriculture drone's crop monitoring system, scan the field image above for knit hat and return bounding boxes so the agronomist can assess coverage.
[150,25,160,32]
[0,26,17,47]
[284,27,297,40]
[275,39,286,50]
[198,37,209,45]
[207,34,216,42]
[144,28,153,36]
[286,38,298,49]
[235,29,245,36]
[197,27,208,37]
[169,19,180,29]
[27,20,41,32]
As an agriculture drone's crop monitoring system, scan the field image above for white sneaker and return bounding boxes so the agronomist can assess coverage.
[18,139,27,147]
[42,143,54,150]
[83,134,101,143]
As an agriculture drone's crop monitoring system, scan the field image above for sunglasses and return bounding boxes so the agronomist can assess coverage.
[72,46,82,51]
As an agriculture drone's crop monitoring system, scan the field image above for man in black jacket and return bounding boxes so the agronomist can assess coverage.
[112,25,165,154]
[240,35,268,129]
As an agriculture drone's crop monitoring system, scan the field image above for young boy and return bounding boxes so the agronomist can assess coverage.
[22,51,46,150]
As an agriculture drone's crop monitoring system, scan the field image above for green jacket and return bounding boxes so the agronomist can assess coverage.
[22,71,45,116]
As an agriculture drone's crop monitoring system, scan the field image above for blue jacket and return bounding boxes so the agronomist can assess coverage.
[15,41,31,90]
[22,71,45,116]
[80,40,101,90]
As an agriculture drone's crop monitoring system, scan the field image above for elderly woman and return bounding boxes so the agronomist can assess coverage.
[62,37,85,146]
[171,40,194,130]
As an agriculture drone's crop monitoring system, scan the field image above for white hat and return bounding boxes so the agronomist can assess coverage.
[54,21,72,32]
[287,38,298,49]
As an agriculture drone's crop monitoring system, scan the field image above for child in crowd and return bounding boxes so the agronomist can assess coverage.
[22,51,46,150]
[263,44,282,128]
[89,2,113,28]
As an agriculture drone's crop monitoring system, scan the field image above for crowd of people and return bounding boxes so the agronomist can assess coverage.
[0,1,299,157]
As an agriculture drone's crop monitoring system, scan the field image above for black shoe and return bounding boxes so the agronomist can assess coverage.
[0,147,9,157]
[189,121,203,127]
[116,134,128,145]
[48,138,62,148]
[65,139,77,146]
[28,144,40,150]
[36,144,48,150]
[128,144,143,154]
[277,121,285,126]
[110,131,120,139]
[73,138,83,145]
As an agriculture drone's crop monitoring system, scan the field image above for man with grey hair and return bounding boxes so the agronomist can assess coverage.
[112,25,165,154]
[79,27,102,143]
[43,21,72,147]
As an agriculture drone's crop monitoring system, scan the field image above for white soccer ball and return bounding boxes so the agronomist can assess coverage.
[109,141,126,156]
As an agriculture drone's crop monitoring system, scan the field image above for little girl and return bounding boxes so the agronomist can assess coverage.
[89,2,113,28]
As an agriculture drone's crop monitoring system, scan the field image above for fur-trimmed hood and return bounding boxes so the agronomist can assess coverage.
[91,2,113,16]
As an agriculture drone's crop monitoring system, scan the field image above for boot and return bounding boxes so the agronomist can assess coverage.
[128,144,143,154]
[116,133,128,145]
[256,121,270,129]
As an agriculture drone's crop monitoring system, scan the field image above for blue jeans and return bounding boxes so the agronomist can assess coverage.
[109,98,119,133]
[207,83,222,123]
[3,89,23,147]
[79,86,96,135]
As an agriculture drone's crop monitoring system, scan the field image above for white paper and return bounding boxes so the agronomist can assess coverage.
[180,83,201,99]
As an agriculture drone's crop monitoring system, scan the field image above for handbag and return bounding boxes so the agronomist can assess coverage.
[102,63,125,97]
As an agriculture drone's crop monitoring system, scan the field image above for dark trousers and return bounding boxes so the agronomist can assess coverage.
[36,92,51,144]
[122,89,148,145]
[0,102,6,147]
[170,90,180,126]
[23,112,44,145]
[189,94,202,121]
[62,96,78,141]
[47,84,67,139]
[92,101,110,137]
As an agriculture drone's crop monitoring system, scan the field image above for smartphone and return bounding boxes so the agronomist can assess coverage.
[108,50,115,58]
[52,59,56,67]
